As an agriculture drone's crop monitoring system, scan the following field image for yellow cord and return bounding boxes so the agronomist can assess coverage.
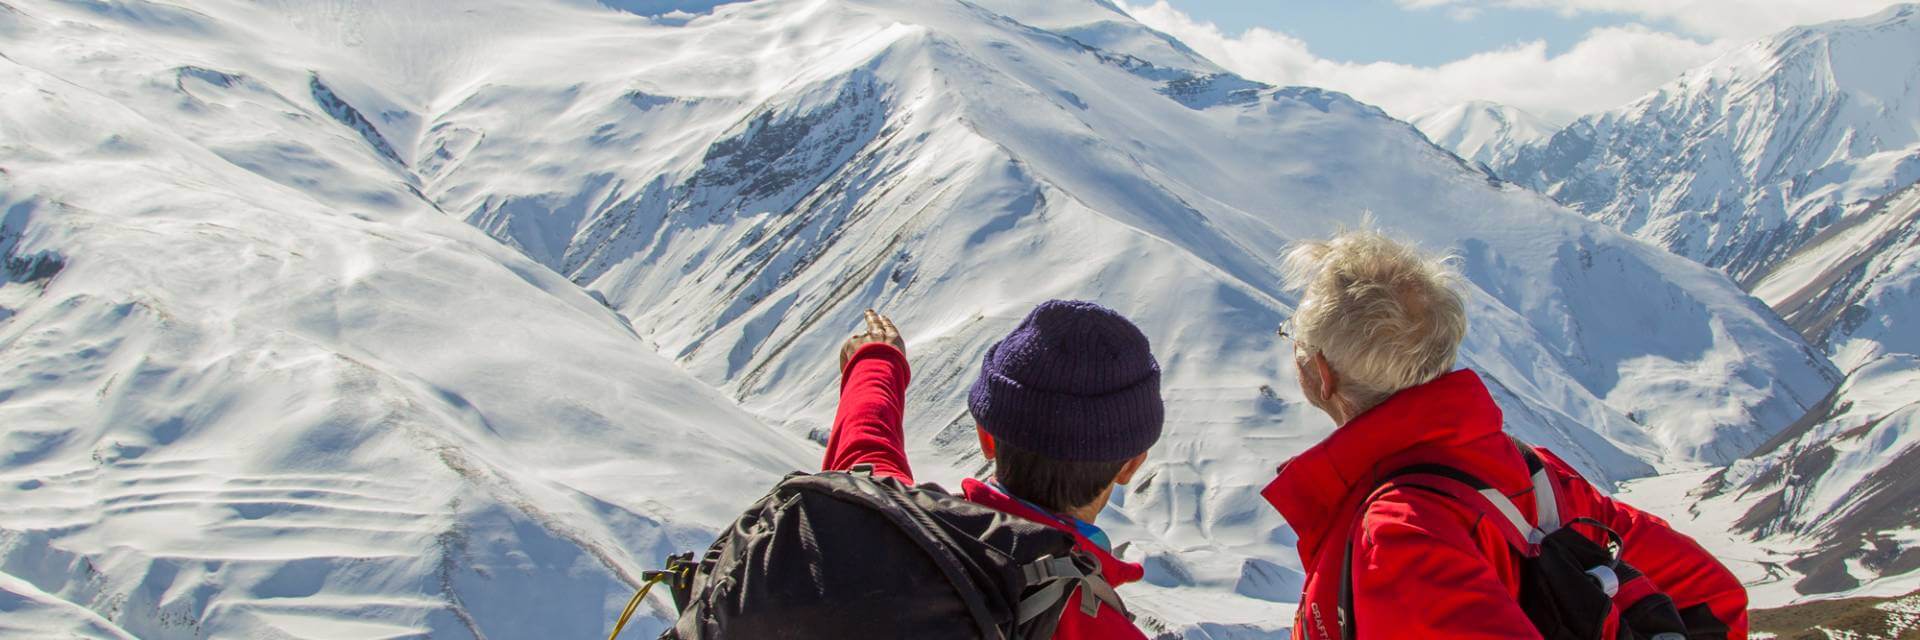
[607,572,672,640]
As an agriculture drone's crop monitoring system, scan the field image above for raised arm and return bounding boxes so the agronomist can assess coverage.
[821,310,915,483]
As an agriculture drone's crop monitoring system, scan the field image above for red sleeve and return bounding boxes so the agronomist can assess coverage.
[1052,589,1149,639]
[1353,490,1544,640]
[1536,449,1749,639]
[821,343,914,483]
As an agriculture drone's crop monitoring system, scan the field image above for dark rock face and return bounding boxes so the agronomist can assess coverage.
[2,201,62,287]
[678,73,887,215]
[1155,73,1263,110]
[0,200,62,326]
[1770,184,1920,350]
[310,74,405,167]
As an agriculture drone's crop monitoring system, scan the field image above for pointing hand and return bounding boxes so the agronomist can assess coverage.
[840,309,905,372]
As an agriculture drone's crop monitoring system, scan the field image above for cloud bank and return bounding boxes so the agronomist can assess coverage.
[1119,1,1905,123]
[1398,0,1907,39]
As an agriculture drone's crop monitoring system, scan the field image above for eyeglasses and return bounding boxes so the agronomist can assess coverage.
[1276,315,1313,356]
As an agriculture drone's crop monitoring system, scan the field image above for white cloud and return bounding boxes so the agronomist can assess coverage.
[1119,1,1723,122]
[1397,0,1908,40]
[1444,6,1485,22]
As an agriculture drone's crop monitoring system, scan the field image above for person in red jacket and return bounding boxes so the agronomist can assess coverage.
[824,303,1161,639]
[1265,229,1749,639]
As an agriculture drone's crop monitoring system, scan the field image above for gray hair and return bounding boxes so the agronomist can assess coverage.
[1282,227,1467,413]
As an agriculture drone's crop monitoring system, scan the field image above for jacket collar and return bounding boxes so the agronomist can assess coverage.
[962,478,1145,586]
[1262,369,1514,564]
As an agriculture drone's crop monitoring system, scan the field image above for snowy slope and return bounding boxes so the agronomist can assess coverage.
[0,5,820,638]
[391,0,1834,471]
[409,0,1835,626]
[1695,183,1920,600]
[1500,4,1920,286]
[1411,101,1561,172]
[0,0,1841,637]
[1496,4,1920,601]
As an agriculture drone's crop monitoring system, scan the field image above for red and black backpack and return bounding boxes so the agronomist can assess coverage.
[646,466,1130,640]
[1339,440,1719,640]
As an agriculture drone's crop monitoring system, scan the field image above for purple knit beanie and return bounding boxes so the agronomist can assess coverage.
[968,300,1164,462]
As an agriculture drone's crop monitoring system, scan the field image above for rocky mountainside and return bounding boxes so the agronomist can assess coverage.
[1697,182,1920,599]
[1489,4,1920,601]
[1498,4,1920,287]
[0,0,1842,636]
[421,0,1830,472]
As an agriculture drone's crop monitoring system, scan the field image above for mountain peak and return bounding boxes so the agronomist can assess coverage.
[0,0,1854,634]
[966,0,1132,25]
[1749,1,1920,82]
[1830,1,1917,28]
[1502,0,1920,278]
[1489,1,1920,601]
[1411,100,1560,168]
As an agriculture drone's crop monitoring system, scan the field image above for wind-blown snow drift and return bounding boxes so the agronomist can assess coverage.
[0,0,1836,636]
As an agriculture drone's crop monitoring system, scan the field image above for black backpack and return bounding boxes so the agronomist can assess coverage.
[1339,441,1711,640]
[644,465,1131,640]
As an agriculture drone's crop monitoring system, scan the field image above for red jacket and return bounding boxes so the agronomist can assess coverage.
[823,343,1149,639]
[1265,369,1749,640]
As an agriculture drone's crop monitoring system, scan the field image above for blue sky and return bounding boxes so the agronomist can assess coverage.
[1121,0,1905,121]
[1159,0,1654,65]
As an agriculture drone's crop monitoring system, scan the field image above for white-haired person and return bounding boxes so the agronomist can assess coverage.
[1263,229,1748,640]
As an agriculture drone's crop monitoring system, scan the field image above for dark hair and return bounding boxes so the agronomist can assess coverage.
[992,439,1130,514]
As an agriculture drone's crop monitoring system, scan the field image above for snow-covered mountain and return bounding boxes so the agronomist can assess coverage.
[425,0,1829,472]
[1683,181,1920,602]
[1411,101,1561,172]
[1499,4,1920,286]
[1495,4,1920,602]
[0,0,1841,637]
[0,19,819,640]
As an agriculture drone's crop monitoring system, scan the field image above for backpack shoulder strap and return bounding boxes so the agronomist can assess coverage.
[1364,463,1544,548]
[1509,438,1561,532]
[1014,552,1131,639]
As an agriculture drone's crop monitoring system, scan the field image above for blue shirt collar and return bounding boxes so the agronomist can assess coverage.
[988,481,1113,551]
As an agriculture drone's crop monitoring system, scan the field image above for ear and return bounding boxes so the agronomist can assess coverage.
[975,426,996,461]
[1113,451,1150,485]
[1311,351,1339,402]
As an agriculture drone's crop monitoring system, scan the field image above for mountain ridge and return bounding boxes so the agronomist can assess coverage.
[1477,3,1920,602]
[1497,3,1920,287]
[0,0,1847,635]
